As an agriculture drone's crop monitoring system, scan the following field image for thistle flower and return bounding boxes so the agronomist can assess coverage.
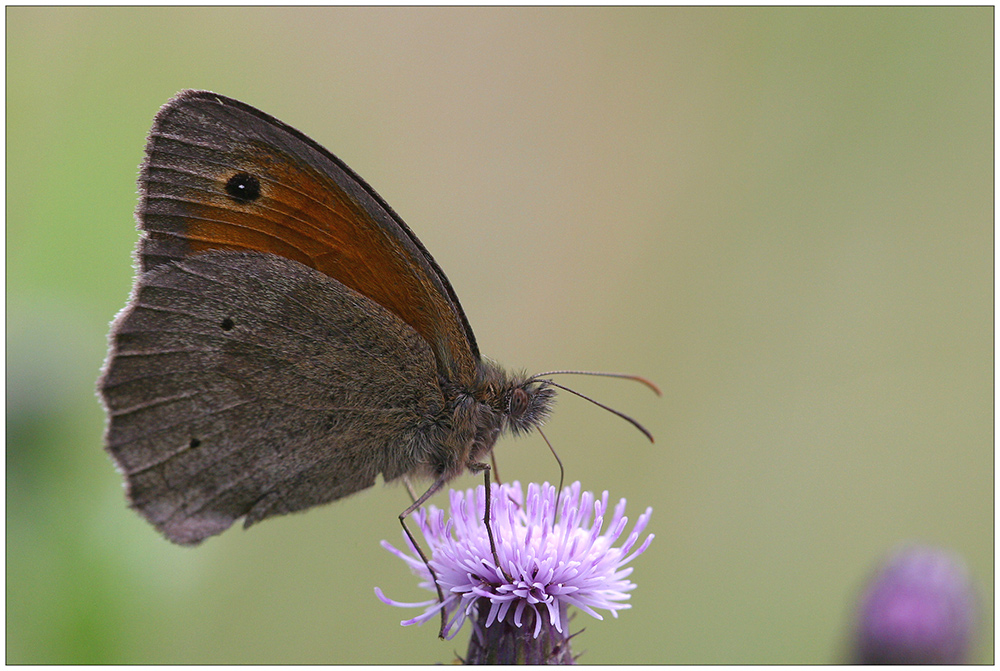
[853,545,977,664]
[376,481,653,663]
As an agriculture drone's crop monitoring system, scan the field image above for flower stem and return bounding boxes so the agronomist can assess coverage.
[464,599,575,664]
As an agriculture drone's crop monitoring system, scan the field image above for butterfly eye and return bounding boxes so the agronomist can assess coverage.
[509,387,529,418]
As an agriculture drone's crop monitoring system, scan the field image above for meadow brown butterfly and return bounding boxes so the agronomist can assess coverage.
[98,90,656,555]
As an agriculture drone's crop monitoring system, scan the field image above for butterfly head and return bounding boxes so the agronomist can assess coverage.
[472,362,556,439]
[504,377,556,437]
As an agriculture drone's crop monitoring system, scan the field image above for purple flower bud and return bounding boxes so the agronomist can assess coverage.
[853,545,977,664]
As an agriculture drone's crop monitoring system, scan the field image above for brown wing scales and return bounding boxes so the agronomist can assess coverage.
[137,91,477,381]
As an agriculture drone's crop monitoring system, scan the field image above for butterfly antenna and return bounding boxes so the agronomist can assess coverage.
[531,369,662,396]
[540,379,656,443]
[536,427,564,522]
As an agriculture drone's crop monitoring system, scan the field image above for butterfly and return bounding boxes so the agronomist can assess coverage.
[98,90,656,559]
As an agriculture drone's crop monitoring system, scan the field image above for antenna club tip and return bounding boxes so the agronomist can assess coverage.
[636,376,663,396]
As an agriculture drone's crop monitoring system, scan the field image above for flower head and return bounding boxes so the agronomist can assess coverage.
[853,545,977,664]
[376,481,653,642]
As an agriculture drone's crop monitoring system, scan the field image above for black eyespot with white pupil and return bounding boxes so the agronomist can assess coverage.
[509,387,529,418]
[225,173,261,203]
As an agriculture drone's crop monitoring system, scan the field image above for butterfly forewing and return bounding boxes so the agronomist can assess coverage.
[137,90,478,381]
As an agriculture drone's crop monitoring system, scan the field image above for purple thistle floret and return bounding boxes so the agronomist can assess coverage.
[376,481,654,642]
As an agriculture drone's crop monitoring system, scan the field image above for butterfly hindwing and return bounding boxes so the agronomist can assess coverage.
[101,251,444,544]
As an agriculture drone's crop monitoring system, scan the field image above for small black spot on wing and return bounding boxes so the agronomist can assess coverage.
[225,173,261,203]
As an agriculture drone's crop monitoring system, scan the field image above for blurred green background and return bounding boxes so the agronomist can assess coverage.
[7,7,993,664]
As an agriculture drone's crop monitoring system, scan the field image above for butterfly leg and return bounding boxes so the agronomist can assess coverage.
[489,450,502,485]
[401,473,420,504]
[399,473,450,638]
[536,427,565,524]
[467,462,513,584]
